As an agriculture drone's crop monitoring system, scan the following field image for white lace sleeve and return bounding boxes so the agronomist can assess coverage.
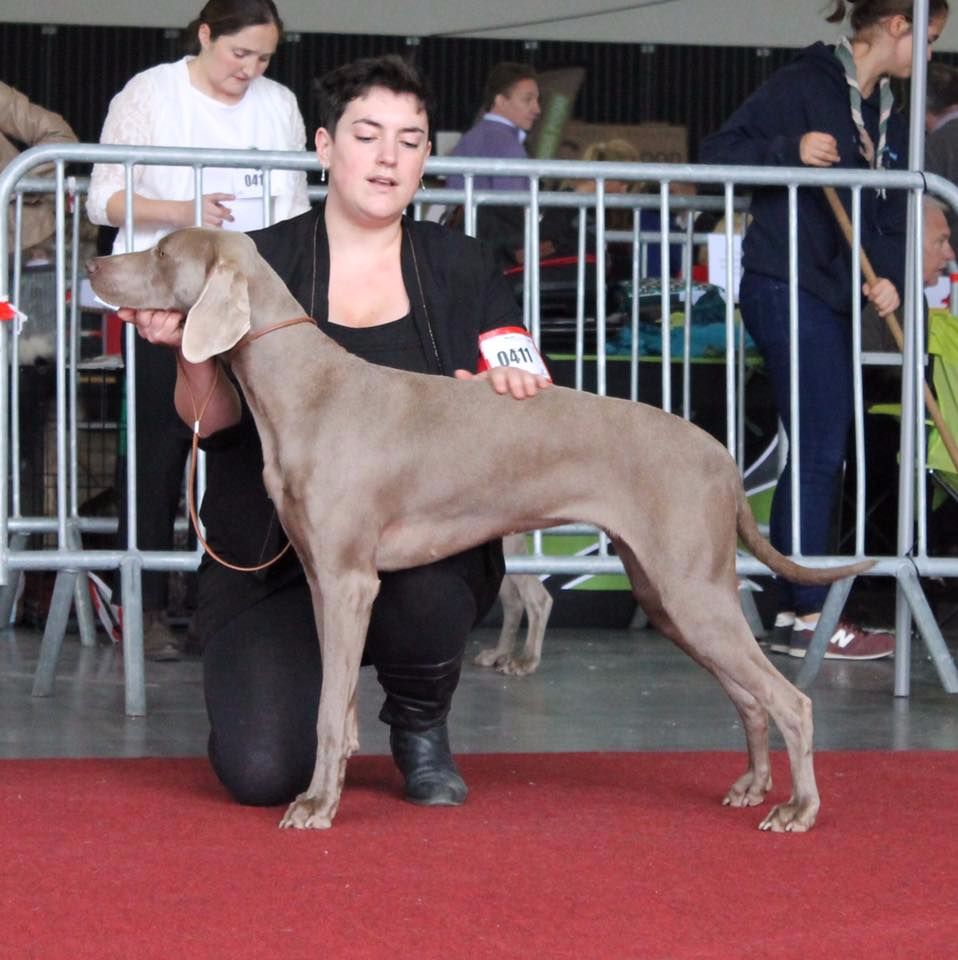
[284,88,310,216]
[86,72,157,225]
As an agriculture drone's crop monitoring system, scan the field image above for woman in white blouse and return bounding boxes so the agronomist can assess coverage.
[87,0,309,253]
[86,0,310,661]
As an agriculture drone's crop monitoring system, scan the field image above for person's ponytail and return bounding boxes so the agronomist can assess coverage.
[825,0,949,30]
[825,0,852,24]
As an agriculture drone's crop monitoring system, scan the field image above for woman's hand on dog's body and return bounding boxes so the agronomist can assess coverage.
[454,366,552,400]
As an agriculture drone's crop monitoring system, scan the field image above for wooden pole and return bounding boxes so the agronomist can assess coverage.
[823,185,958,473]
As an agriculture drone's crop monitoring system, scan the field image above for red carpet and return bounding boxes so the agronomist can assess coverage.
[4,751,958,959]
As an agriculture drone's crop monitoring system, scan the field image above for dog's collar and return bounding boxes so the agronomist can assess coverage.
[236,315,316,348]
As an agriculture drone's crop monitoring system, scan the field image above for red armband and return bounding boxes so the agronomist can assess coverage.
[477,326,551,381]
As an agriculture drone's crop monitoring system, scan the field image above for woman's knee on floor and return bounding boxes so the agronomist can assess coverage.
[208,731,314,807]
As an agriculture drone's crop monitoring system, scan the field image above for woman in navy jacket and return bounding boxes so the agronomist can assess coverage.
[701,0,948,659]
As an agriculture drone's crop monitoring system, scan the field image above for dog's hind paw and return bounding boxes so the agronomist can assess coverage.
[474,647,506,668]
[279,795,335,830]
[758,797,819,833]
[722,769,772,808]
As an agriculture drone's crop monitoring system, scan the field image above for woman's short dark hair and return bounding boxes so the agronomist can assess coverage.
[184,0,283,55]
[481,62,538,112]
[315,54,435,137]
[825,0,949,31]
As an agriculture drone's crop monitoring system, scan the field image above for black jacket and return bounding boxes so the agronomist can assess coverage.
[195,207,519,627]
[700,42,907,312]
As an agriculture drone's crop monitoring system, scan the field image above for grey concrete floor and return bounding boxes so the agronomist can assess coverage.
[3,623,958,761]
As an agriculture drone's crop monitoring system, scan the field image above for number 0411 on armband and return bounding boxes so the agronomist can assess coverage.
[477,326,552,382]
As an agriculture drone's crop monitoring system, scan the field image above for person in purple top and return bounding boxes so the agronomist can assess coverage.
[446,62,541,193]
[445,62,541,263]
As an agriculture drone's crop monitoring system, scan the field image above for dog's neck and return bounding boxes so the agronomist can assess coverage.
[246,257,312,332]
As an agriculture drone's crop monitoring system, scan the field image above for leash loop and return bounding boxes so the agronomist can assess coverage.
[177,318,315,572]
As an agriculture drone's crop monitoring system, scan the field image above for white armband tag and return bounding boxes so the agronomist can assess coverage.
[477,326,552,381]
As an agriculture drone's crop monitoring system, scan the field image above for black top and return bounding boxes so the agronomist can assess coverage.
[318,313,430,374]
[700,42,907,312]
[194,206,521,632]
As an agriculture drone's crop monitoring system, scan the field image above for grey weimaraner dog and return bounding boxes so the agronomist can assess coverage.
[88,227,874,833]
[477,534,554,676]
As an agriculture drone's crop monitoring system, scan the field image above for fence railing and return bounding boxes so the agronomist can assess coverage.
[2,143,957,713]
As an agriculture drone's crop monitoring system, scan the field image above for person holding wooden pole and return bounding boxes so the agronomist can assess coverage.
[700,0,949,660]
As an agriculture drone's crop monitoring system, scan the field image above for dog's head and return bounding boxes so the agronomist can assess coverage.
[87,228,255,363]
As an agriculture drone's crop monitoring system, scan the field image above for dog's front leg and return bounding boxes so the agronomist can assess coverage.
[475,575,523,668]
[499,575,552,676]
[280,569,380,830]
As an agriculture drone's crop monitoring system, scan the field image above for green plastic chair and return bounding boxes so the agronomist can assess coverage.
[926,307,958,505]
[868,308,958,507]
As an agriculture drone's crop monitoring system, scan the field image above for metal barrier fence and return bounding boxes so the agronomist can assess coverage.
[2,143,957,714]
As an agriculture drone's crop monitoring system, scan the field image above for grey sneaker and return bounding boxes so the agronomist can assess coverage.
[768,611,796,655]
[142,612,181,662]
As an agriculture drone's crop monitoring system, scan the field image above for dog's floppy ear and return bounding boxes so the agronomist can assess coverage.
[180,258,251,363]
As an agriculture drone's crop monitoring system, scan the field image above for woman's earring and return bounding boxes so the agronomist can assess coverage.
[420,177,425,191]
[321,167,327,185]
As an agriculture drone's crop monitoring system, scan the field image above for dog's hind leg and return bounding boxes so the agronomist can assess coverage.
[612,537,818,831]
[677,606,817,831]
[676,601,818,831]
[712,670,773,808]
[345,689,360,758]
[754,675,818,833]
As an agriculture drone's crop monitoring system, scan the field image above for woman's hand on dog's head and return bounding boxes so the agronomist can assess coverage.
[117,307,185,348]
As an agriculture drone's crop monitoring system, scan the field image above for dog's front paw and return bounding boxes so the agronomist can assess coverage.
[758,796,819,833]
[279,794,335,830]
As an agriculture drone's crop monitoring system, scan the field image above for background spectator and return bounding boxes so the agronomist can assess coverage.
[700,0,949,660]
[1,80,77,262]
[445,62,541,265]
[86,0,309,660]
[925,60,958,236]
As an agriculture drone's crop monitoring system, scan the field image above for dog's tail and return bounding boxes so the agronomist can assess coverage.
[735,484,875,585]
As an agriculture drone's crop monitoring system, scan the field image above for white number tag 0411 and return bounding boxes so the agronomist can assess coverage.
[232,169,268,199]
[477,326,552,381]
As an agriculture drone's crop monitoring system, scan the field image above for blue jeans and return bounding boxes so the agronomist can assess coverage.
[739,272,853,615]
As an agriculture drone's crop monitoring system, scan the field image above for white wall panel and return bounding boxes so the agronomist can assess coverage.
[3,0,958,51]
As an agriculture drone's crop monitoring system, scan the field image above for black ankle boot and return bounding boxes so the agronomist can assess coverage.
[389,723,468,806]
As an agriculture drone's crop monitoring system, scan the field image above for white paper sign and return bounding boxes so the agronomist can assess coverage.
[707,234,743,303]
[925,274,951,309]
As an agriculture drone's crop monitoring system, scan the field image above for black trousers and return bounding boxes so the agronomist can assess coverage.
[202,545,502,806]
[116,339,192,612]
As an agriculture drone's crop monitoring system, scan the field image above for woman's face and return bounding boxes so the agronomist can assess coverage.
[315,86,431,227]
[883,12,948,78]
[194,22,279,104]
